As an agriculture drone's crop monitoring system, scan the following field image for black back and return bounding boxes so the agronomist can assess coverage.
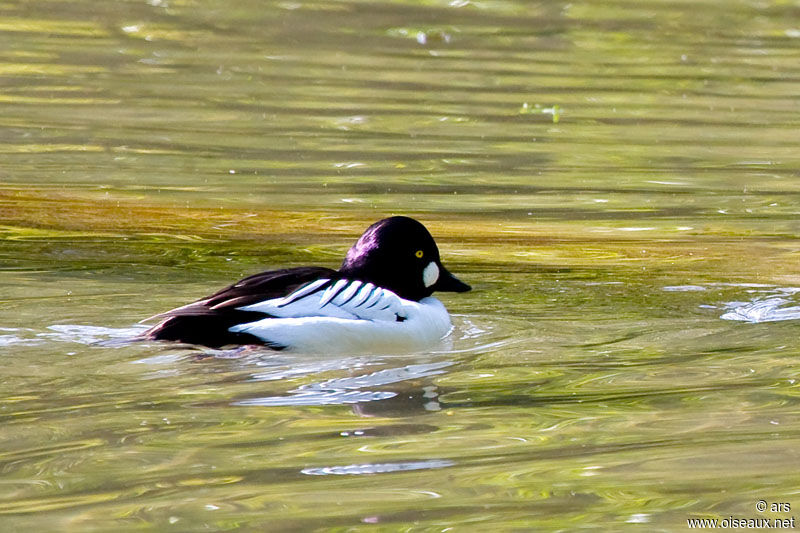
[144,266,337,348]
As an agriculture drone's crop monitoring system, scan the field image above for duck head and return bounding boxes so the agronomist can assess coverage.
[339,216,471,301]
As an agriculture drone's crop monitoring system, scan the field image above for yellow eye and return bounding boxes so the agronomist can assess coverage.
[415,250,424,258]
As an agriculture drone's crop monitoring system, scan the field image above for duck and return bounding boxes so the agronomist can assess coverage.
[143,216,471,352]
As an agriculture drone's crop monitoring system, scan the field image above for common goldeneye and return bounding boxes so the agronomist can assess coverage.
[143,216,471,352]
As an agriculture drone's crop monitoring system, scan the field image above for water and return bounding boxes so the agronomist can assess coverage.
[2,0,800,530]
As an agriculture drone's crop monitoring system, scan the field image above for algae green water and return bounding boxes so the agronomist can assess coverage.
[2,0,800,530]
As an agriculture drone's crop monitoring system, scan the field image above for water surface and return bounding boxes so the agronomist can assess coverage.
[2,0,800,530]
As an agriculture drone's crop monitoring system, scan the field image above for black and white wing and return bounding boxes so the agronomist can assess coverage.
[239,279,408,322]
[143,266,338,347]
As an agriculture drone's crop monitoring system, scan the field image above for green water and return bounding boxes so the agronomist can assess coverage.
[2,0,800,530]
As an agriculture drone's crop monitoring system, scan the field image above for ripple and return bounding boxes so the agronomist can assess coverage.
[306,362,453,390]
[0,438,106,464]
[235,390,397,406]
[0,328,43,347]
[237,362,453,407]
[301,459,453,476]
[662,285,707,292]
[42,324,148,345]
[720,287,800,323]
[249,356,379,382]
[453,315,492,340]
[0,492,121,515]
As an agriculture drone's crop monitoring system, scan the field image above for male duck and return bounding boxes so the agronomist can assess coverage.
[144,216,471,352]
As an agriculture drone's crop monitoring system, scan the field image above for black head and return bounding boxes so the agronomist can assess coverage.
[339,216,471,301]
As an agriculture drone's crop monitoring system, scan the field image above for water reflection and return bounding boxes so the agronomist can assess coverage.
[237,361,453,407]
[352,385,443,417]
[236,390,397,406]
[301,459,453,476]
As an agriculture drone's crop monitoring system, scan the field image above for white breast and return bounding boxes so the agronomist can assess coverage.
[229,280,453,353]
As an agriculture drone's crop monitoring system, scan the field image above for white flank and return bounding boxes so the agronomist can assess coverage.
[233,281,453,352]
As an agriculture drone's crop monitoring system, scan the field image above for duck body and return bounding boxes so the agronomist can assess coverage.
[144,217,470,351]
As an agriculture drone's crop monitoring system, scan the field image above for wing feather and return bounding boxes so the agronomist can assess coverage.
[275,278,330,307]
[319,279,350,307]
[143,266,338,347]
[350,283,376,308]
[237,279,407,322]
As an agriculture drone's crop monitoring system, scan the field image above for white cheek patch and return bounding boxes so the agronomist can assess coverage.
[423,261,439,288]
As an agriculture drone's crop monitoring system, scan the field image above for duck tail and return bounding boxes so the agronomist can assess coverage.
[143,311,283,349]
